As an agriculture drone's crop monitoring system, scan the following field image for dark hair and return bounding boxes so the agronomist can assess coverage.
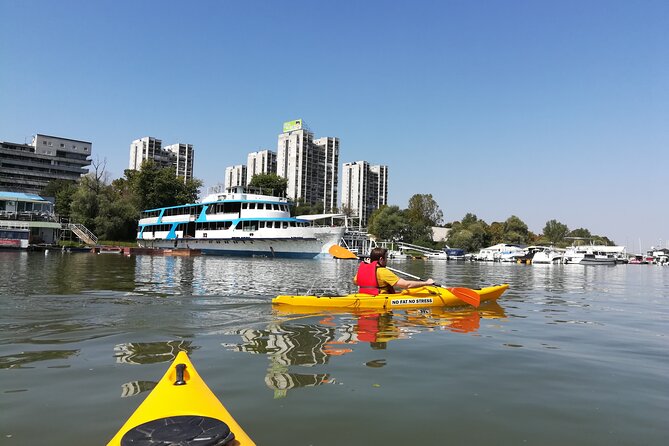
[369,247,388,262]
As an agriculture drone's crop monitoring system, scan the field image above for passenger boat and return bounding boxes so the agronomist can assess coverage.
[107,351,255,445]
[136,186,345,258]
[273,284,509,311]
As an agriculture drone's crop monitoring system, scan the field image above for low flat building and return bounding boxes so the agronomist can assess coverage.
[0,134,92,194]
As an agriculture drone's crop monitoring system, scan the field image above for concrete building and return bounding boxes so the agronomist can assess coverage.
[224,165,247,189]
[276,119,339,211]
[164,143,194,182]
[0,134,92,194]
[342,161,388,228]
[129,137,194,183]
[246,149,277,184]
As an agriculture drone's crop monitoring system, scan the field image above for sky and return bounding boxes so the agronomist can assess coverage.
[1,0,667,252]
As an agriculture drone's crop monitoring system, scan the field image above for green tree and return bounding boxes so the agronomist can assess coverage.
[367,205,409,241]
[460,213,480,227]
[292,198,324,216]
[43,179,78,218]
[568,228,592,239]
[543,220,569,245]
[128,161,201,211]
[248,173,288,197]
[503,215,530,244]
[70,175,103,230]
[488,221,505,244]
[406,194,443,226]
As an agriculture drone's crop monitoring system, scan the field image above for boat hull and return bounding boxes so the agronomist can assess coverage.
[107,351,254,445]
[139,226,345,259]
[139,237,333,259]
[273,284,510,311]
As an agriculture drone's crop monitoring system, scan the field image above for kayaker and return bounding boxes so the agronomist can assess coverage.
[354,247,435,295]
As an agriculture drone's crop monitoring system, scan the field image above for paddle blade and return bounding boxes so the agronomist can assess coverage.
[328,244,358,260]
[448,287,481,308]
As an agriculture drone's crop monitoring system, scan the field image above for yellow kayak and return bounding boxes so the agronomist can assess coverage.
[108,351,255,445]
[273,284,509,311]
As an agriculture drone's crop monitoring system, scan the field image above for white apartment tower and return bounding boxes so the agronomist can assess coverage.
[246,149,277,184]
[164,143,194,182]
[342,161,388,228]
[277,119,339,211]
[129,137,194,183]
[224,165,247,189]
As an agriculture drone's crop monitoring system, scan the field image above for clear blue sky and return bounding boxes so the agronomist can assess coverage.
[1,0,667,252]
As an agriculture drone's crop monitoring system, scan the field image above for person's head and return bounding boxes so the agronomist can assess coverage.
[369,247,388,264]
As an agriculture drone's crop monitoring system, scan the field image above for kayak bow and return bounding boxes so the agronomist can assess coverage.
[273,284,509,311]
[107,351,255,446]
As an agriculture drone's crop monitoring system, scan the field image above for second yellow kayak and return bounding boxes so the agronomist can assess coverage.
[107,351,255,445]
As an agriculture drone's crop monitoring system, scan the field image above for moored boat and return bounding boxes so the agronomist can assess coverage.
[136,186,345,259]
[564,244,625,264]
[107,351,255,445]
[532,246,565,264]
[273,284,510,311]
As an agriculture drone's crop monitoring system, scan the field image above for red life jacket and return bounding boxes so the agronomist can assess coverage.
[357,261,380,295]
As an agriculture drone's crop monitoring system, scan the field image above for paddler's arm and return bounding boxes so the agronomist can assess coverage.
[394,278,435,289]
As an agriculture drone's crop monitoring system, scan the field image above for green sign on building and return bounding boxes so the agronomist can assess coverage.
[283,119,302,133]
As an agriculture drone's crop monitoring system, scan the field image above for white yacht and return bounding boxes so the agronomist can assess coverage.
[564,244,625,265]
[136,187,345,259]
[475,244,525,262]
[532,247,565,264]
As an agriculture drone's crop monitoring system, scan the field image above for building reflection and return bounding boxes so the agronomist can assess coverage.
[226,302,507,397]
[113,340,194,364]
[0,349,79,369]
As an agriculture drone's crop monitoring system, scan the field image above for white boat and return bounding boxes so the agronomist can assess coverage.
[425,251,449,260]
[387,250,410,260]
[136,187,345,259]
[475,244,525,262]
[532,247,565,264]
[564,244,625,265]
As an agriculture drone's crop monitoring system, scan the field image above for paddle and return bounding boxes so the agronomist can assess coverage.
[385,266,481,308]
[328,244,359,259]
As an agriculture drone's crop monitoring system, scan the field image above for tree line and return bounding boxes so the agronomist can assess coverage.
[365,194,616,252]
[46,168,614,249]
[45,160,201,242]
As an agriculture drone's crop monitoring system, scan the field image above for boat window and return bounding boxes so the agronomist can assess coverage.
[242,203,248,209]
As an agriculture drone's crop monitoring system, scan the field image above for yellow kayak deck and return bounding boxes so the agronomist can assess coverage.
[273,284,509,311]
[108,351,255,445]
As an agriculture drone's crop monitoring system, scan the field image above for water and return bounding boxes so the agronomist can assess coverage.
[1,251,667,445]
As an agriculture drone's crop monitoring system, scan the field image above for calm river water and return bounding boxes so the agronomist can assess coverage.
[1,251,667,445]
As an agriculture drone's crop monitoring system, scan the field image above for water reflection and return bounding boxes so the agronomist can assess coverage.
[0,349,79,369]
[224,302,507,397]
[113,340,194,364]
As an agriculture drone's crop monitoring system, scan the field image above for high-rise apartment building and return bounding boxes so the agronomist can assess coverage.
[246,150,277,184]
[164,143,194,182]
[342,161,388,228]
[0,134,92,194]
[276,119,339,211]
[129,137,194,183]
[224,165,247,189]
